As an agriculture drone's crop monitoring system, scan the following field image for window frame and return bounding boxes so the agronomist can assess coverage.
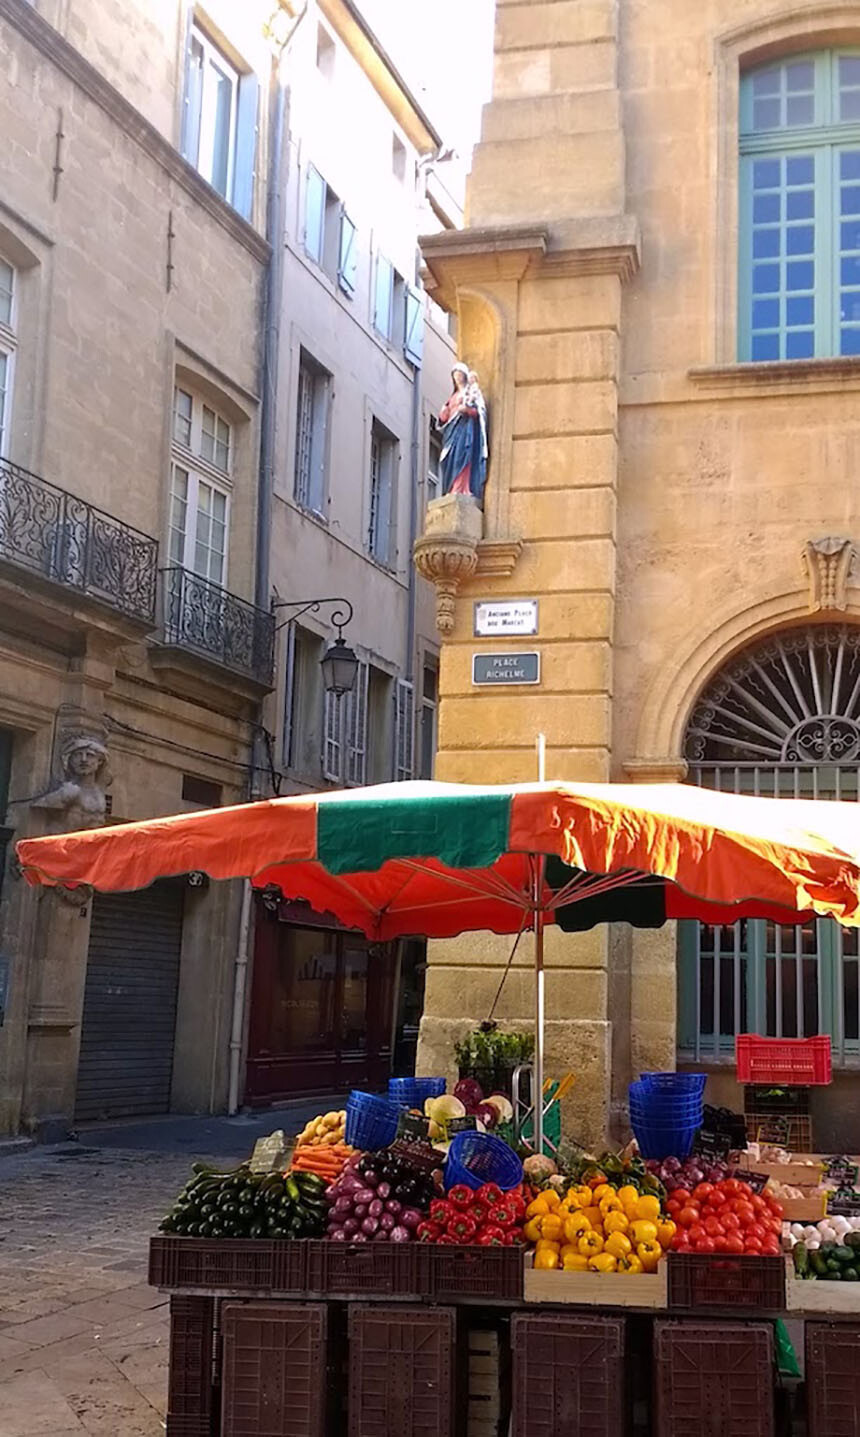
[738,47,860,362]
[304,166,357,295]
[367,419,397,568]
[293,349,332,516]
[169,385,232,586]
[323,661,369,786]
[0,256,16,460]
[187,23,240,200]
[418,657,439,781]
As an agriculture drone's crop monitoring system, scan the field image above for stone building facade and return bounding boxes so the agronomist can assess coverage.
[0,0,450,1135]
[417,0,860,1150]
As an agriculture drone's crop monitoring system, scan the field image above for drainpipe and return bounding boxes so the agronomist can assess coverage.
[405,282,422,684]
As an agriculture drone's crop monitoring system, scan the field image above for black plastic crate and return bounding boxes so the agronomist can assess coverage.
[348,1304,455,1437]
[150,1236,306,1292]
[166,1295,214,1435]
[511,1312,625,1437]
[806,1321,860,1437]
[654,1321,774,1437]
[306,1240,420,1298]
[666,1253,786,1312]
[421,1244,523,1303]
[221,1302,328,1437]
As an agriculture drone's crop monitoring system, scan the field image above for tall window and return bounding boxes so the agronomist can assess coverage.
[169,387,231,586]
[0,258,15,457]
[419,658,438,780]
[680,625,860,1063]
[427,424,442,506]
[294,351,331,515]
[740,50,860,360]
[282,623,324,776]
[181,23,258,218]
[395,678,414,781]
[304,166,357,295]
[324,662,369,785]
[368,420,397,566]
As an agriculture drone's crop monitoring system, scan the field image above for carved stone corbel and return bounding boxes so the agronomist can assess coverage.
[802,536,855,612]
[413,494,482,635]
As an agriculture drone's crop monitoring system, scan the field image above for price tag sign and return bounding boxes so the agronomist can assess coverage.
[396,1111,431,1143]
[754,1116,790,1146]
[824,1158,859,1187]
[827,1189,860,1216]
[744,1172,771,1195]
[446,1115,479,1135]
[694,1129,733,1160]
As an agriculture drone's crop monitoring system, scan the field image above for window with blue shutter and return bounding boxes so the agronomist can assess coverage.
[232,73,259,220]
[338,212,358,295]
[373,255,394,339]
[403,285,425,366]
[739,50,860,360]
[304,166,326,264]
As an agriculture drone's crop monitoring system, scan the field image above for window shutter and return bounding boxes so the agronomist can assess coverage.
[373,255,393,337]
[394,679,414,781]
[338,211,358,295]
[282,623,296,768]
[323,687,342,782]
[181,27,203,164]
[346,663,368,785]
[403,285,425,367]
[308,369,329,514]
[304,165,325,262]
[232,72,259,220]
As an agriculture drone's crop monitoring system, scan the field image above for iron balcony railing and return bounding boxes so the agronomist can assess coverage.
[0,457,158,623]
[161,565,275,686]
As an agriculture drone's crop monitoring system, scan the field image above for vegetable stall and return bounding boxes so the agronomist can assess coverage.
[16,779,860,1436]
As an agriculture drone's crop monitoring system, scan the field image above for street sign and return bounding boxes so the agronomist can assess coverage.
[472,652,541,686]
[474,599,539,637]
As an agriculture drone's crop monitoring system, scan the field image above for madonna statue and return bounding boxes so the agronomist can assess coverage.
[438,362,489,505]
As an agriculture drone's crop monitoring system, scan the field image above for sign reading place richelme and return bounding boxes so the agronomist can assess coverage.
[474,599,539,637]
[472,652,541,686]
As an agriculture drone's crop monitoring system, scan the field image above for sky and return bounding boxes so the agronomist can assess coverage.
[358,0,495,160]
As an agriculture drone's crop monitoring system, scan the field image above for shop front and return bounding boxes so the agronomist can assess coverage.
[245,898,398,1103]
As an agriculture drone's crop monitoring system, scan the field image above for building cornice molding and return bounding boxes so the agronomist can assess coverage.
[0,0,270,265]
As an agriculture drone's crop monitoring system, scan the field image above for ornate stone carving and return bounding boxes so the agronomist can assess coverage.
[414,493,482,635]
[802,536,855,612]
[31,733,111,833]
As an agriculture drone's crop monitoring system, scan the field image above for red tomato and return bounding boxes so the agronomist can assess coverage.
[704,1216,725,1238]
[761,1239,781,1257]
[694,1237,716,1253]
[678,1205,701,1228]
[723,1234,745,1255]
[751,1194,766,1211]
[672,1189,692,1207]
[722,1212,741,1232]
[705,1189,727,1208]
[720,1179,742,1198]
[747,1222,768,1243]
[714,1235,729,1252]
[672,1230,691,1251]
[688,1223,706,1243]
[733,1202,756,1227]
[769,1201,785,1221]
[667,1200,683,1218]
[692,1183,715,1204]
[736,1182,753,1200]
[744,1237,763,1253]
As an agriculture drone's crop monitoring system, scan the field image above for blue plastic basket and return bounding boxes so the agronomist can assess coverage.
[632,1121,700,1161]
[388,1076,446,1107]
[444,1132,523,1192]
[640,1072,707,1097]
[629,1095,703,1122]
[344,1091,401,1150]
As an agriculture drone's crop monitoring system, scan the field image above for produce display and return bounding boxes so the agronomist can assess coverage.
[418,1183,526,1246]
[159,1161,329,1238]
[295,1108,348,1147]
[666,1176,784,1256]
[792,1230,860,1281]
[290,1140,355,1183]
[325,1148,439,1243]
[645,1155,736,1193]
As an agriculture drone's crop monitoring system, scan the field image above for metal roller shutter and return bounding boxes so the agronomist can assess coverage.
[75,880,184,1121]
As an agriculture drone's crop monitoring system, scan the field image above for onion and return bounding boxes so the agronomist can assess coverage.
[325,1184,339,1200]
[333,1196,353,1216]
[385,1199,402,1217]
[355,1188,375,1206]
[330,1227,348,1241]
[341,1174,362,1194]
[376,1182,391,1200]
[343,1218,359,1235]
[363,1171,380,1189]
[379,1212,396,1232]
[361,1216,379,1236]
[373,1229,391,1241]
[354,1204,368,1220]
[400,1208,422,1230]
[390,1225,411,1243]
[351,1232,368,1243]
[369,1199,384,1219]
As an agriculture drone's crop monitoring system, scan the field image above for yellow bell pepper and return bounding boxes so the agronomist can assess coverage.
[588,1253,617,1273]
[636,1240,662,1272]
[572,1185,594,1208]
[604,1232,632,1259]
[564,1213,591,1243]
[562,1253,590,1271]
[630,1219,659,1246]
[599,1197,624,1219]
[617,1253,644,1274]
[656,1219,677,1249]
[535,1238,560,1253]
[634,1194,662,1223]
[526,1196,551,1218]
[540,1214,564,1242]
[604,1211,629,1235]
[578,1231,604,1257]
[581,1206,603,1230]
[592,1183,614,1205]
[616,1184,640,1213]
[523,1218,543,1244]
[560,1243,581,1260]
[534,1248,560,1270]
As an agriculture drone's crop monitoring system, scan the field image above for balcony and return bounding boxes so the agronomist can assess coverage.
[0,457,158,625]
[160,565,274,688]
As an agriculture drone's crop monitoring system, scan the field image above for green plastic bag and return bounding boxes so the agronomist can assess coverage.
[774,1319,801,1379]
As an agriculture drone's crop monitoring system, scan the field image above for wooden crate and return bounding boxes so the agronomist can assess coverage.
[786,1277,860,1314]
[524,1263,667,1308]
[467,1329,503,1437]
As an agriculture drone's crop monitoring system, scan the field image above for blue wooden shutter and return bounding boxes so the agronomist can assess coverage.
[373,255,393,337]
[232,72,259,220]
[181,25,203,164]
[338,211,358,295]
[404,284,425,366]
[305,166,325,262]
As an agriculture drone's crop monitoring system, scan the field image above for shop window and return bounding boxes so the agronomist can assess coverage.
[181,21,258,219]
[739,50,860,360]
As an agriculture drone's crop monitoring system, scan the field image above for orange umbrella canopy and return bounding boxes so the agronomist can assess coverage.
[15,780,860,940]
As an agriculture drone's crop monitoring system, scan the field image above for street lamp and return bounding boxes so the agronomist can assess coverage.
[271,596,358,697]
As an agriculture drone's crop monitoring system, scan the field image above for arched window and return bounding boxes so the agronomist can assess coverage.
[739,49,860,361]
[680,625,860,1062]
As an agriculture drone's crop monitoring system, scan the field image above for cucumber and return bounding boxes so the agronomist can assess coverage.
[834,1245,855,1264]
[793,1242,809,1278]
[810,1251,828,1277]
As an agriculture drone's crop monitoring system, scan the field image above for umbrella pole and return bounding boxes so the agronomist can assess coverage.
[533,856,545,1156]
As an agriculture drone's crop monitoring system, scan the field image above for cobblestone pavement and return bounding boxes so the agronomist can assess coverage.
[0,1101,336,1436]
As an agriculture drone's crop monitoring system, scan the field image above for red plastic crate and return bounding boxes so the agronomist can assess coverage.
[511,1313,625,1437]
[166,1295,214,1436]
[348,1305,455,1437]
[654,1321,774,1437]
[735,1034,831,1085]
[666,1254,785,1312]
[221,1302,328,1437]
[150,1236,306,1292]
[806,1322,860,1437]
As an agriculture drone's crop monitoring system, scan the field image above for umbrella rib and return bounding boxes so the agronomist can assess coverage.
[394,859,530,910]
[552,869,659,908]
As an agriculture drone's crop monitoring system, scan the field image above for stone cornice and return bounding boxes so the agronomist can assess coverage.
[1,0,271,265]
[690,357,860,392]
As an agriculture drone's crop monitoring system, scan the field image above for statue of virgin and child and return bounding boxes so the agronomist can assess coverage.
[436,362,489,505]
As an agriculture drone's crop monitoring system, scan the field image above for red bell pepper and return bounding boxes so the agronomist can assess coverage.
[468,1199,489,1226]
[477,1183,503,1205]
[447,1184,474,1210]
[416,1221,442,1244]
[446,1212,478,1242]
[486,1201,517,1228]
[476,1224,507,1246]
[429,1198,452,1225]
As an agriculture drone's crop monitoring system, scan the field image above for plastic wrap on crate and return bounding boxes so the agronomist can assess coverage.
[348,1305,455,1437]
[736,1033,831,1085]
[149,1236,306,1292]
[654,1321,774,1437]
[511,1312,626,1437]
[221,1302,328,1437]
[166,1295,214,1437]
[666,1253,786,1312]
[806,1322,860,1437]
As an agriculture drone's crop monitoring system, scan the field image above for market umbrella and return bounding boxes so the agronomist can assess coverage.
[16,780,860,1149]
